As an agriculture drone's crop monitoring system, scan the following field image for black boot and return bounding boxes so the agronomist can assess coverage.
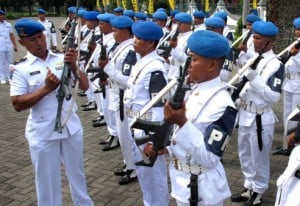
[118,169,137,185]
[231,188,251,202]
[244,192,262,206]
[101,136,120,151]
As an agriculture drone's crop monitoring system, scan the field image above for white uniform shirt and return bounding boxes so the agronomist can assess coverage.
[282,51,300,93]
[194,23,206,31]
[169,31,192,79]
[10,51,81,141]
[0,20,13,51]
[168,77,234,204]
[104,38,135,111]
[38,19,58,49]
[275,144,300,206]
[124,51,167,121]
[238,50,282,126]
[237,33,256,66]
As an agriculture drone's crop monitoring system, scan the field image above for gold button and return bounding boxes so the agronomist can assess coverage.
[172,139,176,145]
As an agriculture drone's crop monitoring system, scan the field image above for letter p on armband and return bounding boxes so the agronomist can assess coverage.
[208,129,223,145]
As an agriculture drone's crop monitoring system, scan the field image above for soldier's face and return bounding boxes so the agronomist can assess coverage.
[295,27,300,38]
[19,32,48,60]
[253,33,272,53]
[188,52,216,83]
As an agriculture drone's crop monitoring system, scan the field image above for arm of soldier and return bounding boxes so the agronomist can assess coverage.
[64,48,89,91]
[165,103,222,168]
[9,32,18,52]
[245,60,283,103]
[11,69,59,112]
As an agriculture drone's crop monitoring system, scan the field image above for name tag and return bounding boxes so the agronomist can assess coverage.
[29,71,41,75]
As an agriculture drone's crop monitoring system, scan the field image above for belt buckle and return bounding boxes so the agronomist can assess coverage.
[173,159,179,170]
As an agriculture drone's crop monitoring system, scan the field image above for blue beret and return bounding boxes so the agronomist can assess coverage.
[187,30,230,58]
[110,16,133,29]
[246,14,261,23]
[205,17,225,28]
[293,17,300,29]
[135,12,148,20]
[193,11,205,18]
[97,13,114,22]
[175,13,192,24]
[114,7,123,13]
[250,9,258,16]
[77,9,87,17]
[155,8,166,13]
[132,21,163,41]
[170,10,179,17]
[124,10,134,17]
[14,19,45,37]
[37,8,46,14]
[84,11,99,21]
[0,9,5,15]
[153,12,168,20]
[252,21,279,36]
[67,6,76,13]
[214,11,227,21]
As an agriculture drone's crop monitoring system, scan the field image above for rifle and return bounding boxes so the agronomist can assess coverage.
[157,25,180,59]
[131,56,192,167]
[54,2,79,133]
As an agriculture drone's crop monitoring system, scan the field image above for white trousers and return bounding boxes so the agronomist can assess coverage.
[0,50,12,80]
[115,110,135,170]
[238,124,274,194]
[132,129,169,206]
[100,86,117,136]
[28,130,93,206]
[283,90,300,131]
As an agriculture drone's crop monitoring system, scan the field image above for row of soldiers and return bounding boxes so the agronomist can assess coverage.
[10,5,300,206]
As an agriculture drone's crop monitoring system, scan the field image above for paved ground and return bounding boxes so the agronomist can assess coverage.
[0,17,290,206]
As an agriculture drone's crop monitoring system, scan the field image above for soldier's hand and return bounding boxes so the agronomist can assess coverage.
[64,48,77,66]
[164,101,187,128]
[289,45,300,56]
[238,43,247,52]
[169,39,177,48]
[98,56,108,68]
[143,143,157,158]
[44,69,60,91]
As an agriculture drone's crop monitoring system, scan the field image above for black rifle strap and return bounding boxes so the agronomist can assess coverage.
[256,114,263,151]
[188,174,199,206]
[119,89,124,121]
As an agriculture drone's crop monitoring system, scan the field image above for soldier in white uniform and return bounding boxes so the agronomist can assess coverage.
[168,12,193,79]
[193,10,206,31]
[37,8,58,51]
[164,30,236,206]
[231,21,284,206]
[0,9,18,84]
[99,15,138,183]
[124,20,169,206]
[214,11,234,44]
[282,17,300,135]
[275,128,300,206]
[10,19,93,206]
[236,14,261,67]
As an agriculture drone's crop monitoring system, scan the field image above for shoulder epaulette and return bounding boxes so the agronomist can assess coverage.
[13,57,27,65]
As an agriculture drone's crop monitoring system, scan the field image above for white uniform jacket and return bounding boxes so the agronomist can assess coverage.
[168,77,234,205]
[104,38,135,112]
[38,19,58,49]
[10,51,81,141]
[124,51,167,121]
[168,31,192,79]
[282,51,300,93]
[238,50,282,127]
[237,33,256,67]
[275,144,300,206]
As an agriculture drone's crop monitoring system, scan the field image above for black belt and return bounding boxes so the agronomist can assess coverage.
[188,174,199,206]
[256,114,263,151]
